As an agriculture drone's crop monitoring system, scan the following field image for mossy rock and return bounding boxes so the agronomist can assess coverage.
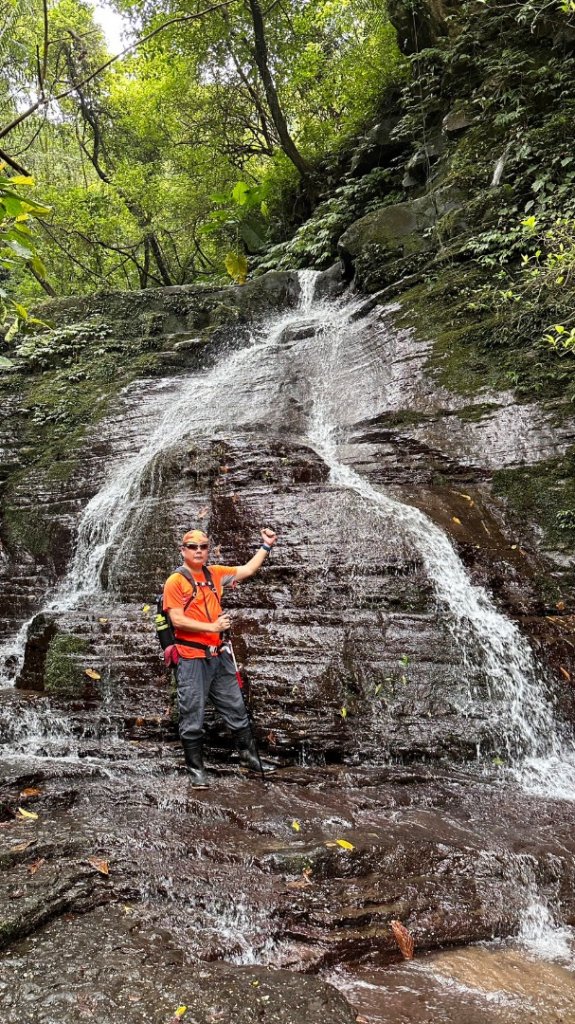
[45,633,90,697]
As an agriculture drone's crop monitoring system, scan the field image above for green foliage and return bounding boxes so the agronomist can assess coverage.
[0,171,51,342]
[257,168,400,271]
[0,0,406,293]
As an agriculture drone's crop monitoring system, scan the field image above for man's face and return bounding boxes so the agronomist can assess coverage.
[181,538,209,570]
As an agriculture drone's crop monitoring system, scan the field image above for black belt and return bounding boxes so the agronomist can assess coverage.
[175,638,223,657]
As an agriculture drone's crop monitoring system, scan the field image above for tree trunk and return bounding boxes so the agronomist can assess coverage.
[245,0,313,188]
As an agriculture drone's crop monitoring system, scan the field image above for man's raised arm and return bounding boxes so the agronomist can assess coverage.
[234,528,277,582]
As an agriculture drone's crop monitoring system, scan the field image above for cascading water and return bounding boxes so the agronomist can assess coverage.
[2,269,575,1011]
[2,268,575,801]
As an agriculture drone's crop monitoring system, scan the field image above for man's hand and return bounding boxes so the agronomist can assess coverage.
[261,528,277,547]
[213,613,231,632]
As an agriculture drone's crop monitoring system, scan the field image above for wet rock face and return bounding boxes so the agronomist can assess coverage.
[4,275,575,756]
[2,274,575,1021]
[0,759,574,1021]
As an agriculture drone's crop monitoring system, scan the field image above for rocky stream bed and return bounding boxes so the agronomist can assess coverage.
[1,269,575,1022]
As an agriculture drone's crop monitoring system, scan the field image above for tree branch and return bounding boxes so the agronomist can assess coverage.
[0,0,239,144]
[0,146,31,176]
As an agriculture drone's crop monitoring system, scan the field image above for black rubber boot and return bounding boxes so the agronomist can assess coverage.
[234,726,275,775]
[181,739,209,788]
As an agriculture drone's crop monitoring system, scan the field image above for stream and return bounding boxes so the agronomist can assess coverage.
[0,270,574,1023]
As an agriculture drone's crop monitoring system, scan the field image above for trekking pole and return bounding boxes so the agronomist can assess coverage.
[223,630,266,781]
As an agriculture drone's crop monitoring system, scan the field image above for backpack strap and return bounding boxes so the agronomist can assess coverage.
[175,565,219,611]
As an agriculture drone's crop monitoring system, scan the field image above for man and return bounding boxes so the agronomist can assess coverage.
[163,526,277,788]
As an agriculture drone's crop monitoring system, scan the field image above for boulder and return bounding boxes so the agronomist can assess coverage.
[442,105,475,134]
[338,186,464,269]
[349,115,403,176]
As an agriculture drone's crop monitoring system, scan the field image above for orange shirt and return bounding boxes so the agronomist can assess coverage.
[163,565,238,659]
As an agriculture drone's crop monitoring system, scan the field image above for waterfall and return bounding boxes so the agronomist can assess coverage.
[2,270,575,798]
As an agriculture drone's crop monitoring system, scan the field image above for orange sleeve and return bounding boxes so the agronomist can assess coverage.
[163,572,190,612]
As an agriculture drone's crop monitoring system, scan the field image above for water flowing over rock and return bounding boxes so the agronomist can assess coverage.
[1,271,575,1022]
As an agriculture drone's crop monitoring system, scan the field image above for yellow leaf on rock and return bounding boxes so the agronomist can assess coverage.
[20,787,41,797]
[335,839,355,851]
[452,516,462,525]
[142,604,151,614]
[98,617,109,624]
[340,707,347,718]
[86,857,110,876]
[291,820,301,832]
[17,807,38,820]
[560,667,571,681]
[85,668,101,680]
[175,1008,187,1019]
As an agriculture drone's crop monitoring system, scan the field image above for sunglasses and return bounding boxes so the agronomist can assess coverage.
[183,542,208,551]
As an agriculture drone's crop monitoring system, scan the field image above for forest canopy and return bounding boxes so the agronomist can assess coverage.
[0,0,405,300]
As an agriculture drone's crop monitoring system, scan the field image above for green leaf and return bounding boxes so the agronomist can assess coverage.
[239,221,266,252]
[30,256,47,278]
[232,181,249,206]
[6,238,33,259]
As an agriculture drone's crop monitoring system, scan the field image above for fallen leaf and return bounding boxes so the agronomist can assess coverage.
[135,716,144,727]
[142,604,151,614]
[335,839,355,851]
[27,857,45,875]
[174,1008,187,1019]
[98,617,109,624]
[251,980,260,987]
[511,544,517,550]
[556,600,566,612]
[391,919,415,959]
[451,516,462,525]
[10,840,35,853]
[86,857,110,876]
[291,820,301,832]
[84,668,101,681]
[453,491,474,503]
[481,519,491,536]
[20,787,41,798]
[559,667,571,681]
[340,706,347,718]
[17,807,38,820]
